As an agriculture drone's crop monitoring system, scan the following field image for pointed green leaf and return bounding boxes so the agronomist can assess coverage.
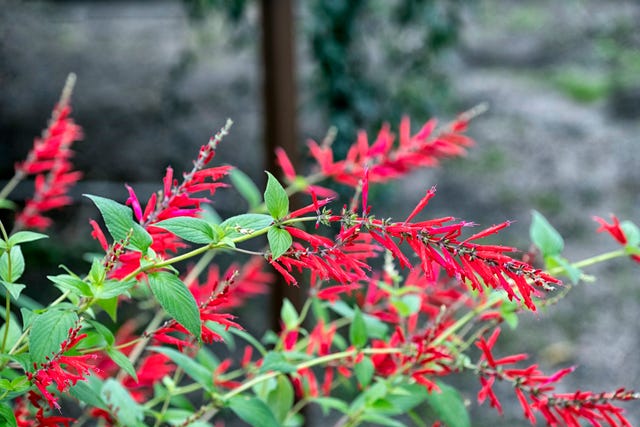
[266,375,294,423]
[153,217,216,244]
[101,378,145,426]
[228,396,280,427]
[148,272,201,340]
[94,279,136,299]
[85,194,152,252]
[48,274,93,297]
[355,356,374,388]
[360,413,405,427]
[220,213,274,240]
[268,227,292,260]
[0,246,25,283]
[349,307,367,348]
[264,172,289,219]
[621,220,640,247]
[314,397,350,415]
[330,301,388,339]
[530,210,564,257]
[259,352,297,374]
[547,255,582,284]
[68,373,107,409]
[88,320,115,346]
[1,281,26,300]
[0,199,17,211]
[29,309,79,364]
[0,402,17,427]
[107,347,138,382]
[424,381,470,427]
[230,168,262,210]
[391,294,421,317]
[149,346,214,392]
[280,298,298,330]
[97,296,118,322]
[7,231,48,246]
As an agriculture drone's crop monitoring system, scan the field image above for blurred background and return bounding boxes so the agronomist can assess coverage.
[1,0,639,425]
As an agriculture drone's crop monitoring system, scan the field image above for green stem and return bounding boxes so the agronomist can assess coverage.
[0,172,26,203]
[547,249,628,275]
[1,292,10,354]
[222,347,400,401]
[431,293,502,348]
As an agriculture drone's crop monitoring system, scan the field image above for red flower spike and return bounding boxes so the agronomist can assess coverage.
[26,326,94,410]
[14,77,83,230]
[307,117,473,187]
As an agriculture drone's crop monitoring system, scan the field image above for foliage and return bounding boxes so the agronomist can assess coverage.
[1,76,639,427]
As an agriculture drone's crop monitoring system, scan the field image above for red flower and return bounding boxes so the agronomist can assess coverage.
[594,215,640,263]
[26,326,94,410]
[307,116,473,187]
[594,215,628,245]
[14,76,82,230]
[476,328,639,426]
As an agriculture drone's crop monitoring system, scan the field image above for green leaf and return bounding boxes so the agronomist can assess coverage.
[88,258,106,288]
[424,381,471,427]
[69,374,107,409]
[148,272,201,340]
[88,320,115,346]
[349,307,367,348]
[48,274,93,297]
[280,298,298,330]
[107,347,138,383]
[153,217,216,244]
[1,281,25,300]
[499,299,519,329]
[330,301,388,339]
[85,194,152,252]
[220,213,273,239]
[360,413,405,427]
[0,246,25,283]
[228,396,280,427]
[266,375,294,423]
[101,378,145,426]
[355,356,374,388]
[29,309,79,364]
[530,210,564,257]
[0,199,17,211]
[391,294,421,317]
[547,255,582,284]
[94,279,136,300]
[7,231,48,246]
[0,402,17,427]
[268,227,292,260]
[314,397,350,415]
[264,172,289,219]
[149,346,214,392]
[383,384,429,414]
[259,352,297,374]
[621,220,640,247]
[230,168,262,210]
[97,296,118,322]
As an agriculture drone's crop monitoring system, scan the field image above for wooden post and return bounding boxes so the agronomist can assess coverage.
[260,0,302,329]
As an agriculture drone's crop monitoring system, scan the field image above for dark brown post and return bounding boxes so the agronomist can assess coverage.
[260,0,302,329]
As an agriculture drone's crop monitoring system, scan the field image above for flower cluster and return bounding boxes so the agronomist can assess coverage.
[26,325,94,411]
[9,74,83,230]
[476,327,639,426]
[1,82,638,427]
